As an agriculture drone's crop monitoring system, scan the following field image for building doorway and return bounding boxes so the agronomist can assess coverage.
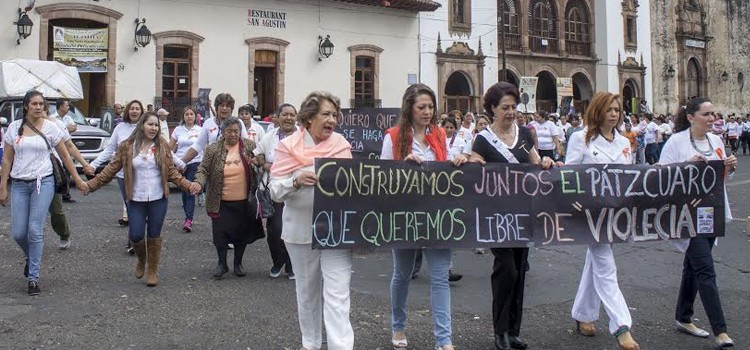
[444,71,473,113]
[572,72,592,114]
[253,50,277,118]
[686,58,701,100]
[622,79,638,114]
[46,18,107,117]
[536,71,557,112]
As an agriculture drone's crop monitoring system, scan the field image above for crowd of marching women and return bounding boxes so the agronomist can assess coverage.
[0,82,738,350]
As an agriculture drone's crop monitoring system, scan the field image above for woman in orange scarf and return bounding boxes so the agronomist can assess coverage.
[383,84,468,350]
[269,91,353,350]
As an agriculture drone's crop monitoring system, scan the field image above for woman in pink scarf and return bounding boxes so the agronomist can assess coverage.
[270,91,353,350]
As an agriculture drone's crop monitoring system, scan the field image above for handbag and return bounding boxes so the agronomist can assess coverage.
[27,122,69,194]
[255,170,275,218]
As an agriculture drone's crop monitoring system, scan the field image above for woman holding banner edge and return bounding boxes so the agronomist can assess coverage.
[381,84,468,350]
[658,97,736,349]
[470,82,555,350]
[565,92,640,350]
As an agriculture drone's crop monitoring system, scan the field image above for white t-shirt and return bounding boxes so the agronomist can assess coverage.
[171,124,202,164]
[49,111,75,127]
[189,117,249,154]
[534,120,558,150]
[159,120,170,142]
[3,119,65,180]
[657,123,672,143]
[49,118,72,161]
[246,120,266,143]
[725,122,740,138]
[445,132,472,160]
[644,121,658,144]
[742,121,750,132]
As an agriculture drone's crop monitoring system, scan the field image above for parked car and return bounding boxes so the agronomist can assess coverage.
[0,100,110,172]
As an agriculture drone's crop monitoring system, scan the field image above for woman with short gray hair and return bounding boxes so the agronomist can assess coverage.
[194,117,264,279]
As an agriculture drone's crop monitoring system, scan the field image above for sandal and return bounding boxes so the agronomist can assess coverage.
[575,320,597,337]
[614,326,640,350]
[392,331,408,349]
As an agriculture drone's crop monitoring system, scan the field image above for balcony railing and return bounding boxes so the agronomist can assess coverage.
[350,99,382,108]
[529,36,559,55]
[498,32,522,52]
[566,40,591,57]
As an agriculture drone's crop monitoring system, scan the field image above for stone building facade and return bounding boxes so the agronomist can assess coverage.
[650,0,750,115]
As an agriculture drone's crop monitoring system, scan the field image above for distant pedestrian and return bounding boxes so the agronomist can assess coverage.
[83,112,195,287]
[169,106,203,232]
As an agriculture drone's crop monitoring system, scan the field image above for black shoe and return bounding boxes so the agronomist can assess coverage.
[23,260,28,278]
[234,264,246,277]
[27,281,40,296]
[494,333,511,350]
[269,265,283,278]
[213,263,229,278]
[508,335,528,350]
[448,270,463,282]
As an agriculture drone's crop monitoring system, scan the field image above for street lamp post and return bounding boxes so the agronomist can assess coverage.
[499,5,507,82]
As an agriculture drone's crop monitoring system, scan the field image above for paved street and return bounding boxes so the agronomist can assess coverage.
[1,161,749,350]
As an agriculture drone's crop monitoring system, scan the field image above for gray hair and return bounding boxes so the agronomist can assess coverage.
[220,116,242,133]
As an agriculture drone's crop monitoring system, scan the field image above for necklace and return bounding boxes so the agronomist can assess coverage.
[690,131,714,156]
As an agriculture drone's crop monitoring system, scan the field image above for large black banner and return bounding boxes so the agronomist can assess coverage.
[336,108,400,159]
[311,159,726,249]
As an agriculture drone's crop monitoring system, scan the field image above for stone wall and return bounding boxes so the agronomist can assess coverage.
[650,0,750,115]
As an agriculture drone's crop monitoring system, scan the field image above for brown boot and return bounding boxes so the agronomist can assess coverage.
[146,237,162,287]
[132,240,146,279]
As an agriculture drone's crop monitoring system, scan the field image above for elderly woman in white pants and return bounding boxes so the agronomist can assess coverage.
[270,91,354,350]
[565,92,639,350]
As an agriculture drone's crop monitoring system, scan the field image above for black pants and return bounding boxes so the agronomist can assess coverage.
[538,149,555,161]
[645,143,659,164]
[266,202,292,273]
[491,247,529,337]
[740,132,749,154]
[675,237,727,335]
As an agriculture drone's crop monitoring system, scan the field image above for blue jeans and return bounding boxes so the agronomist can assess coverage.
[181,162,199,221]
[11,176,55,282]
[127,197,168,243]
[391,248,452,347]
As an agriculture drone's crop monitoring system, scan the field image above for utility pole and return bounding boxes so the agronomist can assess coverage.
[500,4,507,82]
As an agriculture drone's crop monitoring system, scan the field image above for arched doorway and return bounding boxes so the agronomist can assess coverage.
[686,58,701,99]
[536,71,557,112]
[499,70,519,87]
[622,79,638,114]
[445,71,473,113]
[572,72,592,114]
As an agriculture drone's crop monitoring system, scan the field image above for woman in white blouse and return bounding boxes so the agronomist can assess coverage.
[565,92,640,350]
[531,111,561,160]
[659,97,736,349]
[440,116,472,160]
[170,106,203,232]
[83,112,195,287]
[0,90,85,295]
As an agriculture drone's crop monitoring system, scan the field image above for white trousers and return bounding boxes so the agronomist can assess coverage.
[571,244,632,335]
[286,243,354,350]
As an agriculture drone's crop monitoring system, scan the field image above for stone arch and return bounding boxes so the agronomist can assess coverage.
[36,3,122,107]
[245,37,290,112]
[153,30,204,112]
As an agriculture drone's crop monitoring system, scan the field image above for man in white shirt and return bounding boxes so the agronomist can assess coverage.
[655,115,672,157]
[48,99,76,134]
[156,108,171,142]
[644,114,659,164]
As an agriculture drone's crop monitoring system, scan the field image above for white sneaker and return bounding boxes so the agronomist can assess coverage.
[59,239,71,250]
[227,243,234,250]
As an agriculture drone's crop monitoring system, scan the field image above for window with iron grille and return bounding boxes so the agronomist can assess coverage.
[498,0,521,51]
[529,0,558,54]
[565,0,591,56]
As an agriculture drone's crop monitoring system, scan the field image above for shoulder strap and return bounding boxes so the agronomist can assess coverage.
[478,128,519,164]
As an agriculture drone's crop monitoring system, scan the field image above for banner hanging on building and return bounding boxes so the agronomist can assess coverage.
[336,108,400,160]
[52,27,108,73]
[517,77,538,113]
[311,159,726,249]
